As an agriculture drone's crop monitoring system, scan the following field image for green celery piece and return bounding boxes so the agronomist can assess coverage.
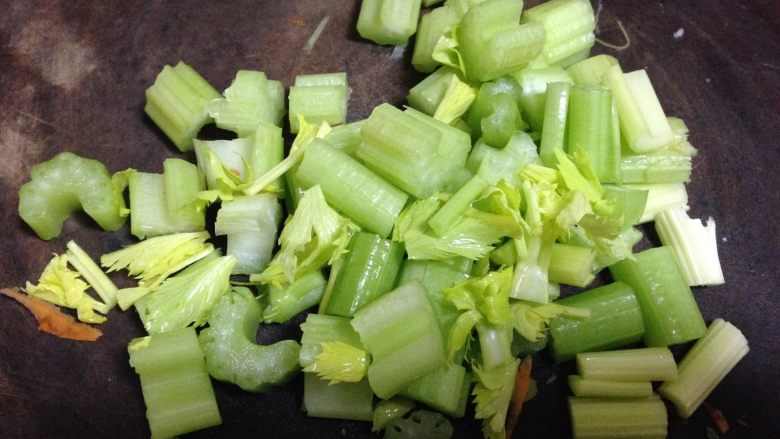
[384,410,454,439]
[289,73,349,133]
[620,154,692,184]
[565,54,619,85]
[429,175,489,237]
[299,314,364,368]
[539,81,571,166]
[412,4,464,72]
[566,85,621,183]
[576,347,677,382]
[408,66,460,116]
[510,301,590,344]
[513,66,573,132]
[627,182,688,224]
[476,321,514,369]
[568,375,653,398]
[521,0,596,67]
[214,194,281,275]
[198,287,300,392]
[610,246,707,347]
[373,397,416,432]
[481,94,524,147]
[128,170,205,239]
[18,152,127,240]
[304,340,369,384]
[351,282,446,399]
[65,240,118,311]
[206,70,285,136]
[323,119,364,157]
[568,396,667,439]
[443,166,476,193]
[655,207,724,286]
[128,327,221,438]
[548,242,595,287]
[402,364,471,418]
[144,61,221,151]
[489,240,516,266]
[602,184,649,228]
[162,158,207,228]
[464,75,523,140]
[323,232,404,317]
[658,318,749,418]
[472,132,540,185]
[296,138,408,238]
[549,281,644,363]
[135,254,235,334]
[459,0,546,81]
[302,374,374,421]
[357,0,422,45]
[472,358,520,439]
[264,270,327,323]
[433,75,477,124]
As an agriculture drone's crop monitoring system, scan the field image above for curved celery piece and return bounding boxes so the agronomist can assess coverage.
[357,0,422,46]
[198,288,301,393]
[18,152,126,240]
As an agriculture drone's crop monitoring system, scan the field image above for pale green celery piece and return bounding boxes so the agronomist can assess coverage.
[384,410,454,439]
[206,70,285,136]
[548,243,595,287]
[442,166,475,193]
[294,72,348,87]
[568,375,653,398]
[628,182,688,224]
[66,240,118,310]
[412,5,463,72]
[407,66,459,116]
[303,341,369,384]
[490,240,516,266]
[402,364,470,417]
[603,65,674,153]
[288,83,348,133]
[433,75,477,124]
[514,66,573,132]
[323,119,364,157]
[373,397,416,432]
[357,0,422,45]
[129,171,204,239]
[194,138,249,189]
[552,46,590,68]
[198,288,301,392]
[539,81,571,166]
[522,0,596,66]
[475,132,541,185]
[602,184,648,228]
[144,61,221,152]
[215,194,281,275]
[128,327,221,438]
[620,154,692,184]
[473,358,519,439]
[565,54,619,85]
[299,314,364,368]
[303,373,374,421]
[264,270,327,323]
[664,117,698,157]
[568,396,668,439]
[577,347,677,382]
[566,85,621,183]
[655,207,724,286]
[162,158,206,228]
[18,152,127,240]
[428,175,489,236]
[659,318,749,418]
[476,321,514,370]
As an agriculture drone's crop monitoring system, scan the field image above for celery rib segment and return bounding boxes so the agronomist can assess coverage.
[654,207,724,286]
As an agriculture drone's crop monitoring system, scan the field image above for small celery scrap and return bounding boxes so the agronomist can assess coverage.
[252,185,354,289]
[24,253,108,324]
[511,301,591,342]
[433,75,477,124]
[206,70,286,136]
[473,358,521,439]
[304,341,369,384]
[1,288,102,341]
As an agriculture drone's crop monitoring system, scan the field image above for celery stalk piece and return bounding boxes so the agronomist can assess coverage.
[198,288,301,392]
[568,396,668,439]
[304,341,369,384]
[264,270,327,324]
[351,282,446,399]
[407,66,460,116]
[412,4,463,72]
[655,207,724,286]
[296,139,408,237]
[577,347,678,382]
[299,314,364,368]
[565,54,619,85]
[610,246,707,347]
[539,81,571,166]
[323,232,404,317]
[549,281,644,363]
[568,375,653,398]
[302,373,374,421]
[473,132,541,186]
[429,175,490,237]
[373,397,416,432]
[128,327,221,438]
[513,66,574,132]
[402,364,471,418]
[659,318,749,418]
[323,119,364,157]
[433,75,477,124]
[620,154,692,184]
[214,194,281,275]
[18,152,127,240]
[65,240,118,310]
[603,65,674,153]
[626,182,688,224]
[490,240,517,266]
[522,0,596,67]
[163,158,207,227]
[357,0,422,45]
[602,185,648,228]
[206,70,285,136]
[144,61,221,152]
[477,321,514,369]
[463,75,524,144]
[473,358,520,439]
[566,85,621,183]
[289,73,349,133]
[548,243,595,287]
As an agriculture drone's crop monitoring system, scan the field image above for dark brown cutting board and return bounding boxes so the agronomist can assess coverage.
[1,1,778,438]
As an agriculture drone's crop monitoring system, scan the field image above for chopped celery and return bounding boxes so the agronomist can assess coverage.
[214,194,281,275]
[302,373,374,421]
[547,243,596,287]
[385,410,454,439]
[289,73,349,133]
[357,0,422,45]
[659,318,749,418]
[407,66,460,116]
[655,207,724,286]
[299,314,364,367]
[402,363,471,417]
[323,119,364,156]
[566,85,621,183]
[206,70,285,136]
[198,288,301,392]
[549,281,644,362]
[464,76,524,144]
[513,66,573,132]
[476,321,514,369]
[412,4,464,72]
[18,152,127,240]
[264,270,327,323]
[539,81,571,166]
[128,327,221,438]
[568,396,667,439]
[65,240,118,311]
[568,375,653,398]
[433,75,477,124]
[522,0,596,67]
[144,61,221,151]
[577,347,678,382]
[303,341,369,383]
[565,54,618,85]
[620,154,692,184]
[511,301,590,343]
[610,246,707,347]
[472,358,519,439]
[602,184,648,228]
[627,182,689,224]
[473,132,541,185]
[428,175,489,236]
[373,397,416,432]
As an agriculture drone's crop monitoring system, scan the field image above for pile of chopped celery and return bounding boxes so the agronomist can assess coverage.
[11,0,751,438]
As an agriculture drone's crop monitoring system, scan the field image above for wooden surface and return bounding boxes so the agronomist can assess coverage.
[1,1,778,438]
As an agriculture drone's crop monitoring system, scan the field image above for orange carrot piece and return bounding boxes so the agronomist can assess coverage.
[505,355,533,439]
[1,287,102,341]
[704,402,730,434]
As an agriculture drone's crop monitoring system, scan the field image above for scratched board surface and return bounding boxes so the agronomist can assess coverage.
[1,1,779,438]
